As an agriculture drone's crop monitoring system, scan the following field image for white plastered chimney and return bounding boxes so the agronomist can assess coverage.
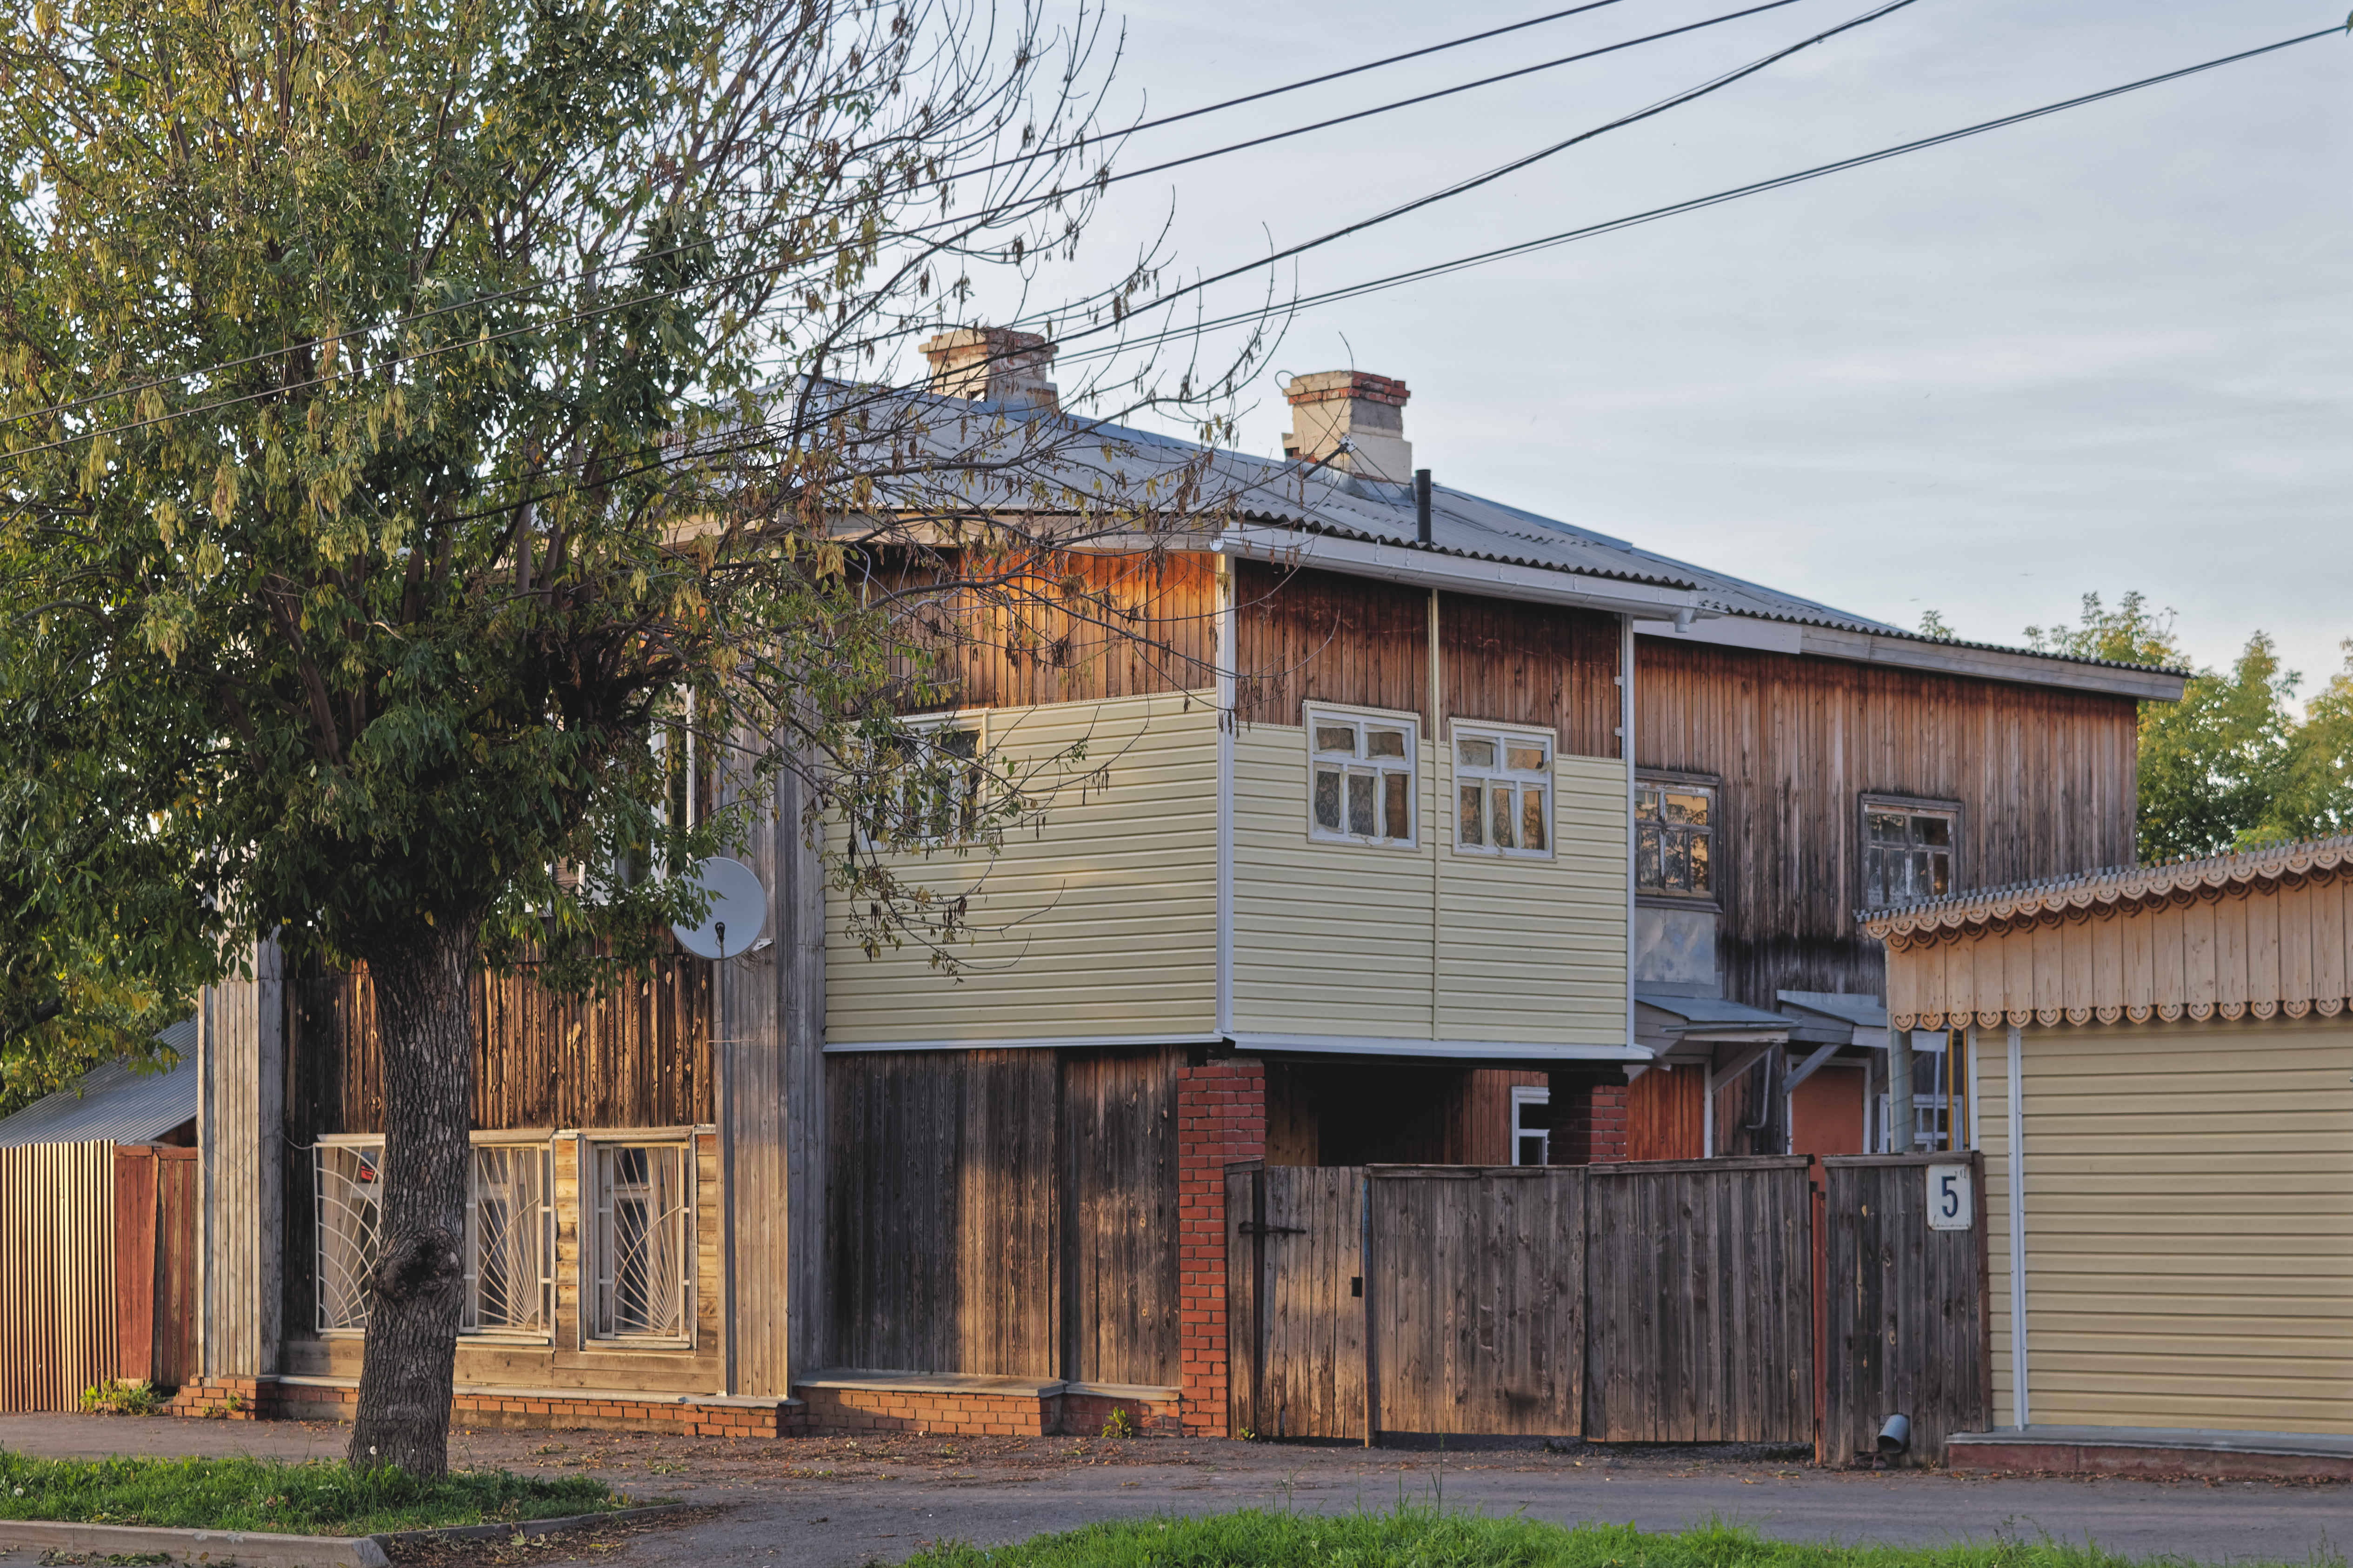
[917,326,1060,412]
[1281,371,1413,483]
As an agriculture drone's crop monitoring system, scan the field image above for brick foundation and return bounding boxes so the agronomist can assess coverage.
[793,1384,1181,1439]
[1549,1072,1629,1165]
[1176,1055,1265,1437]
[167,1378,798,1437]
[1950,1436,2353,1482]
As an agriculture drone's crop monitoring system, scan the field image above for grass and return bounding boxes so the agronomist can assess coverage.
[902,1512,2342,1568]
[0,1451,631,1537]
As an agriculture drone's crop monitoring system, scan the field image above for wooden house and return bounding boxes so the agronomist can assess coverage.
[170,350,2177,1439]
[1867,836,2353,1472]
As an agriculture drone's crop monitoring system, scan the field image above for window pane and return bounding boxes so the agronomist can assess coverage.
[1634,786,1659,821]
[1916,814,1952,847]
[1460,783,1485,846]
[1458,737,1497,769]
[1313,767,1342,831]
[1666,790,1708,826]
[1688,831,1709,893]
[1866,850,1886,906]
[1663,831,1689,890]
[1490,785,1514,850]
[1869,811,1908,844]
[1365,727,1408,760]
[936,728,979,761]
[1635,823,1663,888]
[1314,724,1357,756]
[1347,771,1376,837]
[1518,1135,1546,1167]
[1521,787,1547,851]
[1506,743,1547,773]
[1930,850,1950,897]
[1382,772,1410,840]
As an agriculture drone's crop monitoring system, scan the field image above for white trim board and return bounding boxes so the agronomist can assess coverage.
[1232,1032,1651,1063]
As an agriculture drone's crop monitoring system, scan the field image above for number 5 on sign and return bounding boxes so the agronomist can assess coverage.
[1926,1163,1973,1231]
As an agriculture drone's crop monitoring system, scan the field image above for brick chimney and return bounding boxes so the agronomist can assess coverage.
[1281,371,1413,482]
[917,326,1059,411]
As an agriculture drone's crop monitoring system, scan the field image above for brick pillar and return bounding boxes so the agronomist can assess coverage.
[1175,1055,1265,1437]
[1548,1070,1630,1165]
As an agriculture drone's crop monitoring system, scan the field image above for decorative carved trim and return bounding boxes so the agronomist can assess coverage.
[2035,1007,2061,1028]
[2251,999,2277,1020]
[2284,997,2310,1019]
[1857,834,2353,943]
[1977,1009,2004,1030]
[2320,996,2345,1017]
[2189,1001,2214,1022]
[2094,1005,2120,1025]
[2158,1003,2183,1022]
[2065,1006,2092,1025]
[2220,1000,2246,1021]
[2126,1004,2151,1023]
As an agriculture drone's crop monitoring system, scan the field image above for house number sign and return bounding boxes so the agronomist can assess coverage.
[1926,1163,1973,1231]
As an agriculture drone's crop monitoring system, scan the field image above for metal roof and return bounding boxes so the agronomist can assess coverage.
[1634,991,1793,1030]
[872,391,2187,684]
[0,1018,197,1149]
[1776,990,1891,1030]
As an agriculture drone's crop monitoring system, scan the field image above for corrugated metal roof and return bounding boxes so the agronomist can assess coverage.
[0,1019,197,1148]
[1777,990,1891,1030]
[879,392,2186,681]
[1634,991,1793,1030]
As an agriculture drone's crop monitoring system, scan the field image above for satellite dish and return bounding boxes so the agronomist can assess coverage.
[669,857,768,960]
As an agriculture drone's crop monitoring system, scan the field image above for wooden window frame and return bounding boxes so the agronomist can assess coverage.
[1634,770,1720,907]
[580,1133,697,1351]
[1303,704,1420,850]
[1859,793,1964,912]
[1451,720,1556,861]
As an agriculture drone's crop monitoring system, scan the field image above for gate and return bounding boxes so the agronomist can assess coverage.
[1229,1153,1986,1458]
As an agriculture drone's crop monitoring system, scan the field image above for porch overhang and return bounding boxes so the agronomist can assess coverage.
[1228,1031,1651,1065]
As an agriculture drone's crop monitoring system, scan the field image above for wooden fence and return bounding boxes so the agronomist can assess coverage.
[1229,1154,1984,1460]
[114,1145,200,1390]
[0,1143,118,1412]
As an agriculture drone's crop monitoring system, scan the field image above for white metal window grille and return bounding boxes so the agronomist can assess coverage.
[464,1144,554,1337]
[590,1143,692,1342]
[1863,803,1956,907]
[1306,709,1417,847]
[1510,1087,1551,1167]
[1454,729,1552,857]
[314,1142,385,1334]
[1635,779,1715,897]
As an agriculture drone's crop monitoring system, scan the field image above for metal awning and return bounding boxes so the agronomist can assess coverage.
[0,1018,197,1148]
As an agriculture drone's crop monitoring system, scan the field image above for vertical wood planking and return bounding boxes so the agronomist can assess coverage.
[1063,1050,1181,1386]
[0,1143,119,1412]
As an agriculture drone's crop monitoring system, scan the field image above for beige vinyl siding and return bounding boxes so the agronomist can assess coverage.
[1232,723,1627,1043]
[1980,1015,2353,1434]
[824,691,1220,1044]
[1438,755,1629,1043]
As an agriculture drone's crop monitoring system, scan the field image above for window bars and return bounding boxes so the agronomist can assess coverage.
[463,1144,555,1336]
[314,1140,555,1338]
[590,1143,692,1342]
[314,1142,386,1334]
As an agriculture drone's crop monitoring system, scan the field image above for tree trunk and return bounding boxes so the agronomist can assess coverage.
[347,914,480,1476]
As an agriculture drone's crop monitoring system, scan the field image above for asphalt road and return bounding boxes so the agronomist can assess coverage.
[0,1416,2343,1567]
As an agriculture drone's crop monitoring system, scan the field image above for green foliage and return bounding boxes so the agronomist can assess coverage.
[1100,1406,1138,1440]
[1915,609,1957,641]
[76,1379,158,1416]
[0,1450,618,1535]
[2024,595,2352,862]
[903,1511,2330,1568]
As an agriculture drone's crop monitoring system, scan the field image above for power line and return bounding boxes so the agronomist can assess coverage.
[1062,25,2348,364]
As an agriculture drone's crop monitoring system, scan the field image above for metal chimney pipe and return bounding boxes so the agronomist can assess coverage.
[1414,468,1433,546]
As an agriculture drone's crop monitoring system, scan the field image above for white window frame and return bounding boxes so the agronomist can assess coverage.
[313,1133,557,1342]
[861,715,989,851]
[1304,704,1420,850]
[1635,773,1718,902]
[1510,1087,1551,1167]
[581,1135,697,1350]
[1451,722,1556,860]
[462,1134,557,1343]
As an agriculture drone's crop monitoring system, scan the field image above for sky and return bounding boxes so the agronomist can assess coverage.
[953,0,2352,698]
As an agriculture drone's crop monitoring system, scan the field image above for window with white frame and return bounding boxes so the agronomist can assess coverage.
[314,1140,384,1335]
[893,722,984,845]
[316,1137,555,1339]
[464,1143,554,1338]
[1511,1087,1551,1167]
[1862,798,1957,908]
[588,1142,693,1343]
[1306,708,1418,847]
[1454,727,1552,857]
[1635,777,1715,899]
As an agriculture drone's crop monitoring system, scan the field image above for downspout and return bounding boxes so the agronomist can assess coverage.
[1620,616,1638,1075]
[1428,585,1442,1042]
[1216,554,1235,1038]
[2006,1023,2030,1427]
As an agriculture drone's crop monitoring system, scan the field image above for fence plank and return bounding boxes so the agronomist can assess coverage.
[0,1143,118,1412]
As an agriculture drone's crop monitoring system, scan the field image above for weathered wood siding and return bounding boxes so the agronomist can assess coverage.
[889,550,1220,713]
[1582,1156,1814,1443]
[200,941,283,1380]
[1369,1166,1584,1436]
[1626,1066,1706,1162]
[1979,1014,2353,1435]
[1633,638,2140,1010]
[824,690,1220,1046]
[1232,728,1627,1044]
[0,1142,117,1412]
[1822,1153,1989,1463]
[287,956,713,1138]
[1063,1050,1181,1386]
[1225,1163,1367,1440]
[824,1050,1058,1378]
[1233,563,1621,758]
[114,1144,198,1390]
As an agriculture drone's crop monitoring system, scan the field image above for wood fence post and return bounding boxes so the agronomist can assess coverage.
[1809,1155,1827,1467]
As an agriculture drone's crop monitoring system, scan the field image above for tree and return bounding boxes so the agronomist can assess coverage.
[2,0,1246,1475]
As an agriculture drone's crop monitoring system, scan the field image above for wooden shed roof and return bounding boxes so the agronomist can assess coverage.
[1859,836,2353,1032]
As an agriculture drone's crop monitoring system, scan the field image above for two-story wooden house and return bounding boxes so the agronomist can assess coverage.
[177,345,2176,1441]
